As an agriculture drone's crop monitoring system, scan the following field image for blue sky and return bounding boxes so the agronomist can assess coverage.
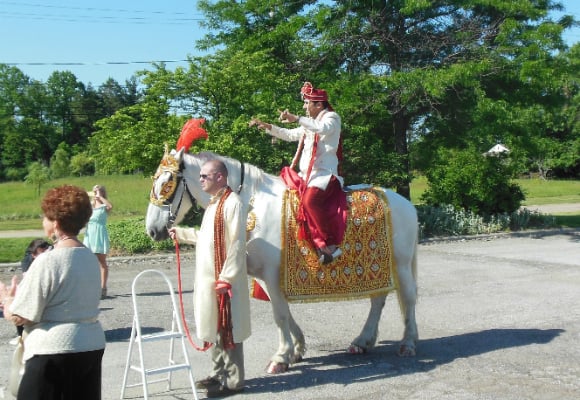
[0,0,206,86]
[1,0,578,87]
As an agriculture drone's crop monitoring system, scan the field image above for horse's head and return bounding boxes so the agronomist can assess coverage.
[146,145,272,241]
[145,145,196,241]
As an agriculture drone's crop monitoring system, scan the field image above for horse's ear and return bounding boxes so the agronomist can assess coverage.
[174,147,185,163]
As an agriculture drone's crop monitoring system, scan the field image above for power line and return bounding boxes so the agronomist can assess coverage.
[0,11,202,24]
[4,60,190,67]
[0,1,200,16]
[0,1,205,24]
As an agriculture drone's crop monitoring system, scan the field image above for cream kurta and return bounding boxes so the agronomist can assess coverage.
[268,109,343,190]
[174,189,251,343]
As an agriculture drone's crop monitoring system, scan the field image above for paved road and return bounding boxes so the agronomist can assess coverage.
[1,229,579,399]
[0,229,46,239]
[523,203,580,214]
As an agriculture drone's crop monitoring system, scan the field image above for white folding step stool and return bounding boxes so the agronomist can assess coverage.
[120,269,199,400]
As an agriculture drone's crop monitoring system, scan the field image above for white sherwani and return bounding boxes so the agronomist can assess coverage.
[174,189,251,343]
[268,109,343,190]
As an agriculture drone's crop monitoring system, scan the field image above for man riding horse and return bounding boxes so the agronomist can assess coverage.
[251,82,347,264]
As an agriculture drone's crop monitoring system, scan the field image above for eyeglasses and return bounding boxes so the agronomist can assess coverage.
[199,173,217,180]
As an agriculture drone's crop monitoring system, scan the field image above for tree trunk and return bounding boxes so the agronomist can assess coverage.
[393,112,411,200]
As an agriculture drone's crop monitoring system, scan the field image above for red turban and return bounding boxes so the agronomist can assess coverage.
[176,118,208,152]
[300,82,333,110]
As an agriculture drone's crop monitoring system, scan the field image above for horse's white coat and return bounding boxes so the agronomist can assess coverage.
[146,149,419,371]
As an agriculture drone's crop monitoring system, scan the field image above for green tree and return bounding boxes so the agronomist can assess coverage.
[0,65,28,138]
[547,43,580,177]
[0,65,145,180]
[192,0,575,198]
[144,51,298,173]
[45,71,87,147]
[0,67,67,179]
[97,77,141,117]
[90,97,183,174]
[92,52,299,176]
[412,1,578,179]
[25,161,51,197]
[0,65,32,179]
[50,142,71,178]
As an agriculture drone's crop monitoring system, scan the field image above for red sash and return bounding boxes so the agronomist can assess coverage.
[280,132,319,241]
[214,187,235,349]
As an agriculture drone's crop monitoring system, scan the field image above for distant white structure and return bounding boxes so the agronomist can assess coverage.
[485,144,510,156]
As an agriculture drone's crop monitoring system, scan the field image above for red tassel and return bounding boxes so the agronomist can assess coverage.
[218,293,235,350]
[251,279,270,301]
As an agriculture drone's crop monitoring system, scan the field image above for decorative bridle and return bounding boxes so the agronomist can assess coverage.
[150,144,246,228]
[149,144,198,229]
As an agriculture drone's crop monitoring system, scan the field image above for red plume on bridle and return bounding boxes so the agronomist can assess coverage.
[176,118,208,152]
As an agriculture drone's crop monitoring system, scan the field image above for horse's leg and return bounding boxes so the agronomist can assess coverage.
[349,235,419,356]
[246,247,298,373]
[348,294,387,354]
[395,244,418,357]
[264,288,296,373]
[288,312,306,363]
[259,277,305,364]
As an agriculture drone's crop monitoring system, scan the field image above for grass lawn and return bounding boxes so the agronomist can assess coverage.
[0,175,152,229]
[518,179,580,205]
[0,175,577,263]
[409,176,580,206]
[1,175,578,230]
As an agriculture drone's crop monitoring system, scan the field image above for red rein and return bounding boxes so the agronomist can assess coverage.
[175,239,212,352]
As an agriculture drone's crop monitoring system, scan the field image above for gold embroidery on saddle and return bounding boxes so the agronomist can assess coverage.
[281,187,396,302]
[150,144,180,206]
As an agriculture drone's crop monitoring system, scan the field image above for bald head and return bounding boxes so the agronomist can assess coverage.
[204,159,228,178]
[200,159,229,195]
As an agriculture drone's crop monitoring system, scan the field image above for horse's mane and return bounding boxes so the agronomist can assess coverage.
[188,151,282,202]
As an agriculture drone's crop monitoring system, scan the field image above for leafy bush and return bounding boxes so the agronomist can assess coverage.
[418,204,557,239]
[70,152,95,176]
[5,167,27,181]
[112,206,557,253]
[421,147,525,214]
[108,217,175,255]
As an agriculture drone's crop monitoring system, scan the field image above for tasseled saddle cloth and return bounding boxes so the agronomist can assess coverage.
[280,187,397,303]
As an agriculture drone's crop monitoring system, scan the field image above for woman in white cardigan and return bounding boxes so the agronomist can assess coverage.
[1,185,106,400]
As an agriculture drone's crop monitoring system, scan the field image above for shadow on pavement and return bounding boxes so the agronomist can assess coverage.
[244,328,563,394]
[105,326,164,342]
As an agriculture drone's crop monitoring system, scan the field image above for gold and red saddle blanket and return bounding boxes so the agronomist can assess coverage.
[280,187,397,303]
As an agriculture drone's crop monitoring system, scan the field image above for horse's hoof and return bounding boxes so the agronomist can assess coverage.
[291,354,303,364]
[266,361,289,374]
[398,344,416,357]
[347,344,367,354]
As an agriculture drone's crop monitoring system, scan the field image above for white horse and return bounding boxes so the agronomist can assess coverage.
[145,147,419,373]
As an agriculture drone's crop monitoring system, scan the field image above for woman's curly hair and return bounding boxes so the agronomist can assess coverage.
[42,185,92,235]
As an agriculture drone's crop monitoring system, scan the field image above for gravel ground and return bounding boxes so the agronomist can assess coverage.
[1,229,579,400]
